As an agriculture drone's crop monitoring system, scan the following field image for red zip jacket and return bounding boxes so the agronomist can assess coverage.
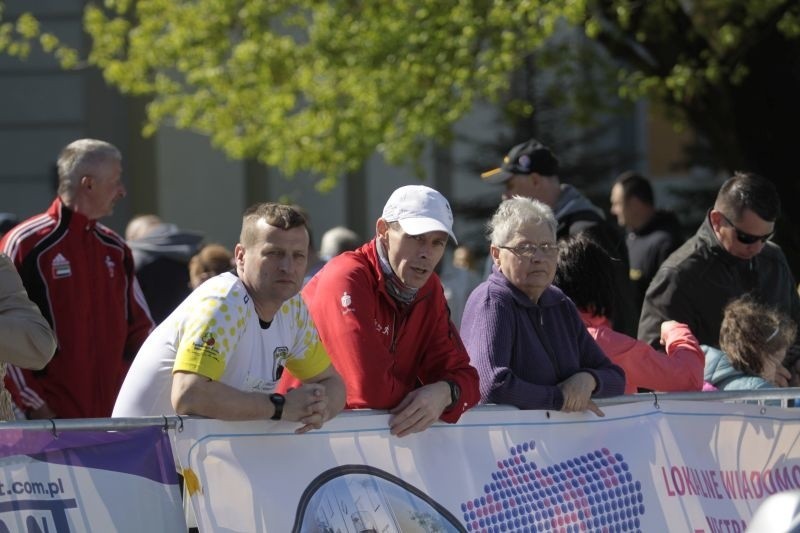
[280,239,479,423]
[0,198,154,418]
[580,312,703,394]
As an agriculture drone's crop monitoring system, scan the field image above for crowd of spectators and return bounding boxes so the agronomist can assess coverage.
[0,136,796,429]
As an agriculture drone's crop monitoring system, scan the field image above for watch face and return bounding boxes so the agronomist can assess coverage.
[269,393,285,420]
[448,381,460,405]
[270,393,285,407]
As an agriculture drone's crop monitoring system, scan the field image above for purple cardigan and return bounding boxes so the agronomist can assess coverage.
[461,269,625,409]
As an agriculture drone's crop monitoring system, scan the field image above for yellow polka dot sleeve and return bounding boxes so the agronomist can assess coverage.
[282,299,332,381]
[173,289,247,380]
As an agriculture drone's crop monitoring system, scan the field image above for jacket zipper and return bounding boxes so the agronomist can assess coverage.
[531,308,561,378]
[387,291,432,354]
[389,312,398,353]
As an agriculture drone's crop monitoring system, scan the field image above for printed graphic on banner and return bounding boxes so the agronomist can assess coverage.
[293,465,463,532]
[0,427,185,532]
[459,442,644,532]
[173,401,800,532]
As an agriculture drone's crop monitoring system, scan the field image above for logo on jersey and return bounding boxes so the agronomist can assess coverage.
[272,346,289,381]
[201,332,216,347]
[340,291,354,315]
[51,254,72,279]
[192,331,221,359]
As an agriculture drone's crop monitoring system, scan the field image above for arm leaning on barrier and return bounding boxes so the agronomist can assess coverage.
[171,371,332,433]
[291,364,346,433]
[557,372,604,417]
[388,380,453,437]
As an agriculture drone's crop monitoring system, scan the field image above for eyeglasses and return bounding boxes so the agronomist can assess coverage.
[498,242,558,259]
[719,213,773,245]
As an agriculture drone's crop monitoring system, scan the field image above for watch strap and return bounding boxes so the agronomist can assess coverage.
[269,393,285,420]
[444,380,460,410]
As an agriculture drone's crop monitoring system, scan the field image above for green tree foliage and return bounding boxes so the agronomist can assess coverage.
[579,1,800,270]
[2,1,799,194]
[4,0,564,190]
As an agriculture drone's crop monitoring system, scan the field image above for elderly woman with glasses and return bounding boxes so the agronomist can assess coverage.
[461,196,625,415]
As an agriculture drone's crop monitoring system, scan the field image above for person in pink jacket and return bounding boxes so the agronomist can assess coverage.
[554,235,704,394]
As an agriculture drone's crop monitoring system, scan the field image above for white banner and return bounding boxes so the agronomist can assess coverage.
[173,401,800,532]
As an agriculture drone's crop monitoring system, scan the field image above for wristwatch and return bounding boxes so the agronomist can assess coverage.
[269,393,285,420]
[445,380,461,410]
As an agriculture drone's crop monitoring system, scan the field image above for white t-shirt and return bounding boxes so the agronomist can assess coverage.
[113,272,330,417]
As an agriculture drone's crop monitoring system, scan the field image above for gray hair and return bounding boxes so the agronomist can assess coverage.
[488,196,557,245]
[320,226,361,259]
[57,139,122,198]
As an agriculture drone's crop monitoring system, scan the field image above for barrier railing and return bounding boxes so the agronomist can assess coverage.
[0,387,797,432]
[0,389,797,532]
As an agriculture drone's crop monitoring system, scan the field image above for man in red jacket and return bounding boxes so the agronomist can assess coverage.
[282,185,479,437]
[1,139,154,418]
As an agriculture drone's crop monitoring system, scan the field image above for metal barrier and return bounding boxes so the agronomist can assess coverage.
[0,387,797,432]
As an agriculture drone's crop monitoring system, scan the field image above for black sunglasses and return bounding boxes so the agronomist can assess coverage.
[719,213,773,244]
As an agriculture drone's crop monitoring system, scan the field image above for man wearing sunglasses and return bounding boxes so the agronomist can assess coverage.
[638,172,800,385]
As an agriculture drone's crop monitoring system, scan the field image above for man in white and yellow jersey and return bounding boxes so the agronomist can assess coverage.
[113,203,345,433]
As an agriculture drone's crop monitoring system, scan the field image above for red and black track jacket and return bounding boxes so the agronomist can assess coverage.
[0,198,153,418]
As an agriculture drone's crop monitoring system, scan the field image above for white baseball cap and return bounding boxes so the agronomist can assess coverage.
[381,185,458,244]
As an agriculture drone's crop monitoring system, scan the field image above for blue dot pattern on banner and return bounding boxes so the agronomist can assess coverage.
[459,444,645,532]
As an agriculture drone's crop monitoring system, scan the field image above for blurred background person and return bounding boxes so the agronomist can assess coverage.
[125,213,161,242]
[303,224,363,288]
[609,171,683,318]
[452,244,477,272]
[127,214,204,324]
[319,225,362,261]
[554,235,703,394]
[189,243,234,289]
[461,196,624,415]
[439,244,481,329]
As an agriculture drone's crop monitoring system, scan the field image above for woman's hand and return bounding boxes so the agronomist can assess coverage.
[557,372,604,417]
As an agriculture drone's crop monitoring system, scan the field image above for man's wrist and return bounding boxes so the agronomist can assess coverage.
[585,372,598,394]
[268,393,285,420]
[443,380,460,411]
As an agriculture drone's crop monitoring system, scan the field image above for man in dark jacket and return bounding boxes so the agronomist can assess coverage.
[638,172,800,382]
[482,138,637,336]
[610,171,683,317]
